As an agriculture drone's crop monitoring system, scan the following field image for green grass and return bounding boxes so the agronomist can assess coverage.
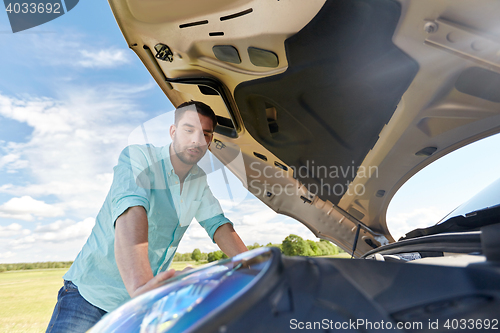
[0,268,67,333]
[319,252,352,259]
[169,260,208,271]
[0,262,204,333]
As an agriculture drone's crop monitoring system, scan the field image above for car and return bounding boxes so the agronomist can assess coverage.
[90,0,500,331]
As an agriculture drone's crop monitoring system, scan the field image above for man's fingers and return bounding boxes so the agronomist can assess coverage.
[170,266,195,278]
[146,269,175,289]
[156,269,176,282]
[131,269,177,298]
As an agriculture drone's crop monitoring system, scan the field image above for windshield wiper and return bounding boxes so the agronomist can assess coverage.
[464,203,500,217]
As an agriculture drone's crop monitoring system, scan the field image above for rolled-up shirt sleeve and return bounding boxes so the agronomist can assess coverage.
[111,145,153,224]
[196,184,232,242]
[198,214,233,243]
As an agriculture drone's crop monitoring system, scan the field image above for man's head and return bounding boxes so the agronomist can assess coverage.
[174,101,217,131]
[170,101,217,166]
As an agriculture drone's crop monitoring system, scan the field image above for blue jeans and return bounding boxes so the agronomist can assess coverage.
[46,280,107,333]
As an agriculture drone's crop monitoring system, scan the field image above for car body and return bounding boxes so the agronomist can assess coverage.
[91,0,500,331]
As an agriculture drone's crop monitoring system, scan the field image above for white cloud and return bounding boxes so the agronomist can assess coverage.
[9,218,95,249]
[229,199,317,245]
[177,197,317,254]
[78,49,130,68]
[0,153,28,171]
[0,223,25,238]
[386,206,448,241]
[34,219,74,233]
[0,196,64,221]
[0,218,95,263]
[2,31,132,70]
[0,86,154,218]
[0,251,15,259]
[0,212,33,221]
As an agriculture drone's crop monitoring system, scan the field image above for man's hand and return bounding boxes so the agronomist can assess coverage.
[131,266,194,298]
[130,269,176,298]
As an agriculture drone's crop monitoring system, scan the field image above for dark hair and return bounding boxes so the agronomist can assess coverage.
[175,101,217,131]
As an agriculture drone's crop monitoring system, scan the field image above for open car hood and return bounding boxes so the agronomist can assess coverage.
[108,0,500,256]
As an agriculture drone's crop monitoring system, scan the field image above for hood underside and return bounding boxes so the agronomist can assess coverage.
[108,0,500,256]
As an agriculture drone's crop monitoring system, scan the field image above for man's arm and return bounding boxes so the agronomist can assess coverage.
[213,223,248,257]
[115,206,175,298]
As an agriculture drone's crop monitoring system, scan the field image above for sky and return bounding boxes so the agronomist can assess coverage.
[0,1,499,263]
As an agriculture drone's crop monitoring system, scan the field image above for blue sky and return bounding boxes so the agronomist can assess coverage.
[0,2,499,263]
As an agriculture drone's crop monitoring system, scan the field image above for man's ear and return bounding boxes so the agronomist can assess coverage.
[169,124,176,140]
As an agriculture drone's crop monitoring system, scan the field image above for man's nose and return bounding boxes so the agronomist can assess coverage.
[192,131,206,146]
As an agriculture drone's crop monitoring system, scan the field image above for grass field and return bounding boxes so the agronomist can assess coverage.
[320,252,352,259]
[0,269,67,333]
[0,262,200,333]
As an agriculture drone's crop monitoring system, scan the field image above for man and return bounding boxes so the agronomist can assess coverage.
[46,101,248,333]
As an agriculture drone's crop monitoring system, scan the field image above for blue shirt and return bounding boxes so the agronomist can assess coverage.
[64,144,231,312]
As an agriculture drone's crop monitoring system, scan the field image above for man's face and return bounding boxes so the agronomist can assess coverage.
[170,110,214,165]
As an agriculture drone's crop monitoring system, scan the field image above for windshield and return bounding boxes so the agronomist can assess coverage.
[398,176,500,240]
[439,177,500,224]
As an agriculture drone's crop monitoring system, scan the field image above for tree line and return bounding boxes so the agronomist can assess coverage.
[175,234,344,263]
[0,235,343,271]
[0,261,73,273]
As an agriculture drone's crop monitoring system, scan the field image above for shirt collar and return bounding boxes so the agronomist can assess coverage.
[162,145,199,177]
